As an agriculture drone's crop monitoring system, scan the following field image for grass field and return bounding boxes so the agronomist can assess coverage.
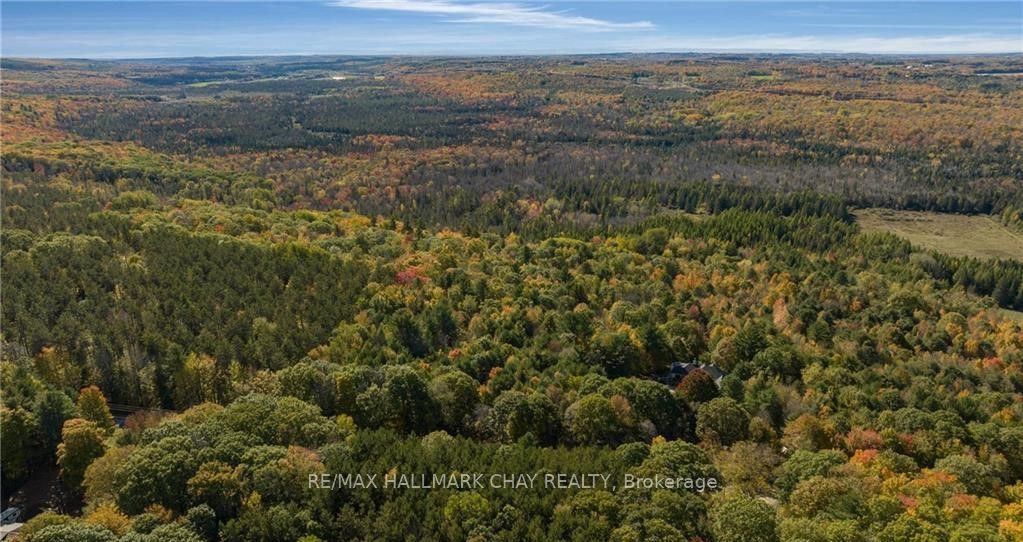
[999,308,1023,322]
[855,208,1023,261]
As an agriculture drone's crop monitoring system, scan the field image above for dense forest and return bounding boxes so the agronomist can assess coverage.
[2,55,1023,542]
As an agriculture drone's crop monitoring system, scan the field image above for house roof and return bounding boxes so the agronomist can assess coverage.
[0,524,24,540]
[699,364,726,381]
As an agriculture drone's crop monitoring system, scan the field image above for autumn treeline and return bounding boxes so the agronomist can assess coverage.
[2,55,1023,542]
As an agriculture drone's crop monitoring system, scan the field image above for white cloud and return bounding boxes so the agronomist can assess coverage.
[614,33,1023,54]
[331,0,654,30]
[803,23,1022,31]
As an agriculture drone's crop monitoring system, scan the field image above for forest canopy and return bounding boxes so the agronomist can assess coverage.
[2,54,1022,542]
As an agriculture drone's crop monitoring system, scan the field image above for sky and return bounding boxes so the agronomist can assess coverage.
[1,1,1021,58]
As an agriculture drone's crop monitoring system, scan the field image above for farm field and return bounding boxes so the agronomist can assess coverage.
[855,208,1023,261]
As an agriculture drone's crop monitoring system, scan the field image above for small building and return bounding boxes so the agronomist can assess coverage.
[698,364,726,385]
[657,361,726,387]
[0,508,21,525]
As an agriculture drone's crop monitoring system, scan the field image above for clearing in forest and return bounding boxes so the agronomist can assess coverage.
[855,208,1023,261]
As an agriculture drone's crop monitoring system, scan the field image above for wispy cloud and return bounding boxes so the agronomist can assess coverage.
[803,23,1022,31]
[331,0,654,30]
[616,33,1023,54]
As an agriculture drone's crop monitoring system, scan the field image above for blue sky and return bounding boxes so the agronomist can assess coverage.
[2,1,1021,58]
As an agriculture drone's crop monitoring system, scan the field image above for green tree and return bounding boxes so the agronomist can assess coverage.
[935,454,995,496]
[1,407,40,488]
[780,414,834,452]
[486,391,560,444]
[550,490,619,542]
[34,346,80,392]
[77,386,115,432]
[57,418,107,493]
[443,492,492,541]
[806,319,832,345]
[16,511,74,541]
[565,393,625,445]
[611,519,687,542]
[601,378,690,440]
[249,446,325,507]
[220,503,320,542]
[733,324,768,365]
[276,362,335,415]
[786,476,863,520]
[391,309,429,358]
[34,390,78,453]
[0,357,45,410]
[949,524,1003,542]
[774,450,847,499]
[428,371,479,433]
[123,523,206,542]
[382,366,438,434]
[187,461,246,518]
[711,491,779,542]
[186,504,219,542]
[174,353,227,409]
[586,330,649,378]
[29,522,118,542]
[219,394,334,447]
[697,397,750,446]
[84,445,135,505]
[116,435,201,514]
[633,439,721,487]
[877,515,947,542]
[636,228,670,255]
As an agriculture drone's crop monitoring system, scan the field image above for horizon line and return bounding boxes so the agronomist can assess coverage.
[6,50,1023,61]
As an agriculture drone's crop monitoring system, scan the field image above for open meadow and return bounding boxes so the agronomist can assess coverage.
[855,208,1023,261]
